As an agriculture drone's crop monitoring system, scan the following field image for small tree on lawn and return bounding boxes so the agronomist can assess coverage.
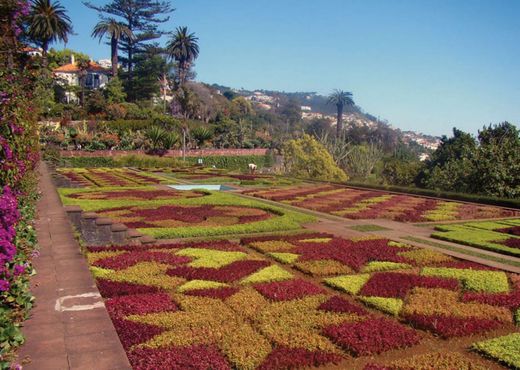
[283,134,348,182]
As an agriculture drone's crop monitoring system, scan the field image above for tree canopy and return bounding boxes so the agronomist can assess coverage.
[283,134,348,182]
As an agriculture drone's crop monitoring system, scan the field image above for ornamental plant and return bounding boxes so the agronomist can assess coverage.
[0,1,40,366]
[472,333,520,368]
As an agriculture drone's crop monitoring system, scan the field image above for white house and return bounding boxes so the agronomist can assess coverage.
[53,55,111,103]
[22,46,43,57]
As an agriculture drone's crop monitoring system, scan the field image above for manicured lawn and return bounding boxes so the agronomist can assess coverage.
[245,185,519,222]
[350,224,391,232]
[432,219,520,257]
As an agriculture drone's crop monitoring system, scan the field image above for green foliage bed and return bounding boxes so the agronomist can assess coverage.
[59,187,315,239]
[431,219,520,257]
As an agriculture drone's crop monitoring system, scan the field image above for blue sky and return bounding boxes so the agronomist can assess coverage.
[56,0,520,136]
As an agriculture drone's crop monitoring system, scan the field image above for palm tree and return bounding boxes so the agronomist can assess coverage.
[328,90,354,138]
[91,18,133,76]
[27,0,73,67]
[166,27,199,86]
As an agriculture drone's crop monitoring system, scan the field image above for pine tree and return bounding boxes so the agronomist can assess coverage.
[83,0,174,93]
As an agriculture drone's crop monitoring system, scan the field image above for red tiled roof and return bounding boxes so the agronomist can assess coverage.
[22,46,42,52]
[54,61,110,73]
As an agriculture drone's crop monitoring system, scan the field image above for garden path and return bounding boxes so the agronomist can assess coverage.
[16,162,130,370]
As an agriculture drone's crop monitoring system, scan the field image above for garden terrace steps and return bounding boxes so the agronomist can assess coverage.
[17,162,131,370]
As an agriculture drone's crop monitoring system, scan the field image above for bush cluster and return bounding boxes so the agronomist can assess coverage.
[0,2,40,366]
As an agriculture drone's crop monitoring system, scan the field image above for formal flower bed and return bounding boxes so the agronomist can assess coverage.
[86,240,425,369]
[60,188,314,238]
[432,219,520,257]
[148,168,299,187]
[66,187,205,201]
[241,233,520,340]
[245,185,519,222]
[472,333,520,369]
[364,351,489,370]
[56,167,172,187]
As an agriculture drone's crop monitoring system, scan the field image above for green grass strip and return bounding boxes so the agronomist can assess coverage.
[349,224,391,232]
[402,236,520,269]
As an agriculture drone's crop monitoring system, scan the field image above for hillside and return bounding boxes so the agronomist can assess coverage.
[210,83,440,154]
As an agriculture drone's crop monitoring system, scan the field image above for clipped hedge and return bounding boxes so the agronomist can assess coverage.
[183,154,274,171]
[57,154,273,171]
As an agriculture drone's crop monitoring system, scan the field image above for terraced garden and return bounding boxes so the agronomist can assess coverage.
[143,167,301,187]
[56,167,175,187]
[59,186,314,239]
[85,233,520,369]
[50,166,520,369]
[433,219,520,257]
[244,185,519,222]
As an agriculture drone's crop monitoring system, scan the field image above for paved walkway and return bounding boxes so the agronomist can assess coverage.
[17,162,130,370]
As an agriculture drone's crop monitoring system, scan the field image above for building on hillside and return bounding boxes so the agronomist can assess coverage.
[22,46,43,57]
[97,59,112,70]
[247,91,274,104]
[53,54,111,103]
[301,105,312,111]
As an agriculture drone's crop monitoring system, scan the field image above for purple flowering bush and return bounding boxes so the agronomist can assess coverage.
[0,0,40,366]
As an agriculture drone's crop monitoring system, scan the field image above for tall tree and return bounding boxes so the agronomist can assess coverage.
[27,0,73,67]
[83,0,174,89]
[76,59,90,107]
[327,89,354,138]
[166,26,199,86]
[91,18,133,76]
[131,44,172,101]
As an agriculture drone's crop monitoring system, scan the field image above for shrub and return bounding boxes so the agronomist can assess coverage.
[0,4,41,365]
[283,134,348,182]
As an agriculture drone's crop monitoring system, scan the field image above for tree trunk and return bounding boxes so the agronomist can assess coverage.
[42,40,49,69]
[336,103,343,138]
[111,37,118,77]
